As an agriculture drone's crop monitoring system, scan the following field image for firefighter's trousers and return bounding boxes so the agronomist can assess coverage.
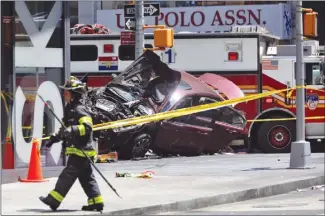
[47,154,103,207]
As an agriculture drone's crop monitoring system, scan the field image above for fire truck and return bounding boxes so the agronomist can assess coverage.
[68,27,324,153]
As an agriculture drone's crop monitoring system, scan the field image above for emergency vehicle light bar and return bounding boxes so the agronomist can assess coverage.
[228,52,239,61]
[104,44,114,53]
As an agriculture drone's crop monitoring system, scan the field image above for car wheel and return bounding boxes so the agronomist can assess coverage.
[257,120,296,153]
[119,134,152,160]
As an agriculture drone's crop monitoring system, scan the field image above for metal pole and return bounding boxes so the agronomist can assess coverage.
[0,0,3,192]
[289,1,312,169]
[63,1,71,81]
[135,0,144,59]
[62,1,70,166]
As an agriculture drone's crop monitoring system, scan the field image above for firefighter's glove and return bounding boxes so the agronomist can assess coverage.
[62,126,78,139]
[45,140,54,148]
[45,135,57,148]
[62,127,73,139]
[56,127,66,140]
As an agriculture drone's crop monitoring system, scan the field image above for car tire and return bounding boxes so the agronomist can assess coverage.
[257,120,296,153]
[119,133,152,160]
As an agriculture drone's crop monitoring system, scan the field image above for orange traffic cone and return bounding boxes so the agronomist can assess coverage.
[2,137,14,169]
[19,138,48,183]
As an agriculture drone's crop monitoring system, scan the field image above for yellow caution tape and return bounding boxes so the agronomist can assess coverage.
[22,126,46,129]
[2,91,36,101]
[287,86,325,98]
[3,85,324,141]
[248,116,325,123]
[38,85,324,140]
[92,87,293,131]
[40,88,286,140]
[41,136,51,140]
[1,91,12,138]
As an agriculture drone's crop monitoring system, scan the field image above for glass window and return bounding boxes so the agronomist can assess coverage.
[170,96,195,123]
[174,96,194,109]
[145,1,169,7]
[305,63,324,85]
[177,80,192,90]
[161,81,192,112]
[1,1,15,162]
[195,96,245,127]
[12,1,66,169]
[70,1,78,26]
[71,45,98,61]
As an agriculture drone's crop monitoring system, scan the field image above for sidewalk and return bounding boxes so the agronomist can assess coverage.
[2,153,324,215]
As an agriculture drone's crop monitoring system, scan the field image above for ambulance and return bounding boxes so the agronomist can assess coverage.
[69,26,325,153]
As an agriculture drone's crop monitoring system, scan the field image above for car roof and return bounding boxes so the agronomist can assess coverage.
[175,71,223,99]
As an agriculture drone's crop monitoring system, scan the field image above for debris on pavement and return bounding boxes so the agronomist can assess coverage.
[131,150,162,161]
[145,149,163,159]
[215,146,236,155]
[296,184,324,192]
[311,185,324,191]
[96,152,118,163]
[115,171,155,179]
[296,188,307,192]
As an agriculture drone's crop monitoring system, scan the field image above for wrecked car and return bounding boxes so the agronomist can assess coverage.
[84,50,247,160]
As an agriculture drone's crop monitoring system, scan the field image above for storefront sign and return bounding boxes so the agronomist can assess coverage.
[12,81,64,168]
[97,3,292,39]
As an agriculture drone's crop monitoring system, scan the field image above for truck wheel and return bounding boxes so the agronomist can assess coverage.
[257,120,296,153]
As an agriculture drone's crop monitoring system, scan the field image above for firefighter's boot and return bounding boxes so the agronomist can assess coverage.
[39,196,60,211]
[81,203,104,212]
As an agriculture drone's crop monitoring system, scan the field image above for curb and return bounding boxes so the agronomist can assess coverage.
[104,175,325,215]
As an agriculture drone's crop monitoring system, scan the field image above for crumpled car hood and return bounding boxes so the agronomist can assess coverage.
[198,73,244,105]
[109,50,181,105]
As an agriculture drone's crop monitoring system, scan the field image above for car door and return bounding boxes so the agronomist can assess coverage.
[154,95,213,155]
[195,96,245,152]
[304,62,325,138]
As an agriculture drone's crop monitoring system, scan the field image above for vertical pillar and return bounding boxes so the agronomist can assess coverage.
[0,0,2,182]
[135,0,144,59]
[1,1,15,170]
[63,1,70,81]
[289,1,312,169]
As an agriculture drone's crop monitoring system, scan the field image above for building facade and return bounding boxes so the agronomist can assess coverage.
[76,1,324,44]
[1,1,70,171]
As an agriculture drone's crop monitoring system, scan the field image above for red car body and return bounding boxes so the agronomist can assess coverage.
[87,50,247,159]
[152,70,247,155]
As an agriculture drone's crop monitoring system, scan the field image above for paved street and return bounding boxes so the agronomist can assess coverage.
[1,153,324,215]
[163,185,325,215]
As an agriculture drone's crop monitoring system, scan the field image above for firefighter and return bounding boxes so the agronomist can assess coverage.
[39,76,104,212]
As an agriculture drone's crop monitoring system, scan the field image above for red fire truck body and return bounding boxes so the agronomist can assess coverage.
[17,30,324,153]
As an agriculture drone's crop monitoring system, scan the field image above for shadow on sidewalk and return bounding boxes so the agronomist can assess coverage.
[241,167,289,171]
[17,209,78,214]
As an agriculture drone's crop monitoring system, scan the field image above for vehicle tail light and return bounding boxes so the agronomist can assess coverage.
[228,52,239,61]
[104,44,114,53]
